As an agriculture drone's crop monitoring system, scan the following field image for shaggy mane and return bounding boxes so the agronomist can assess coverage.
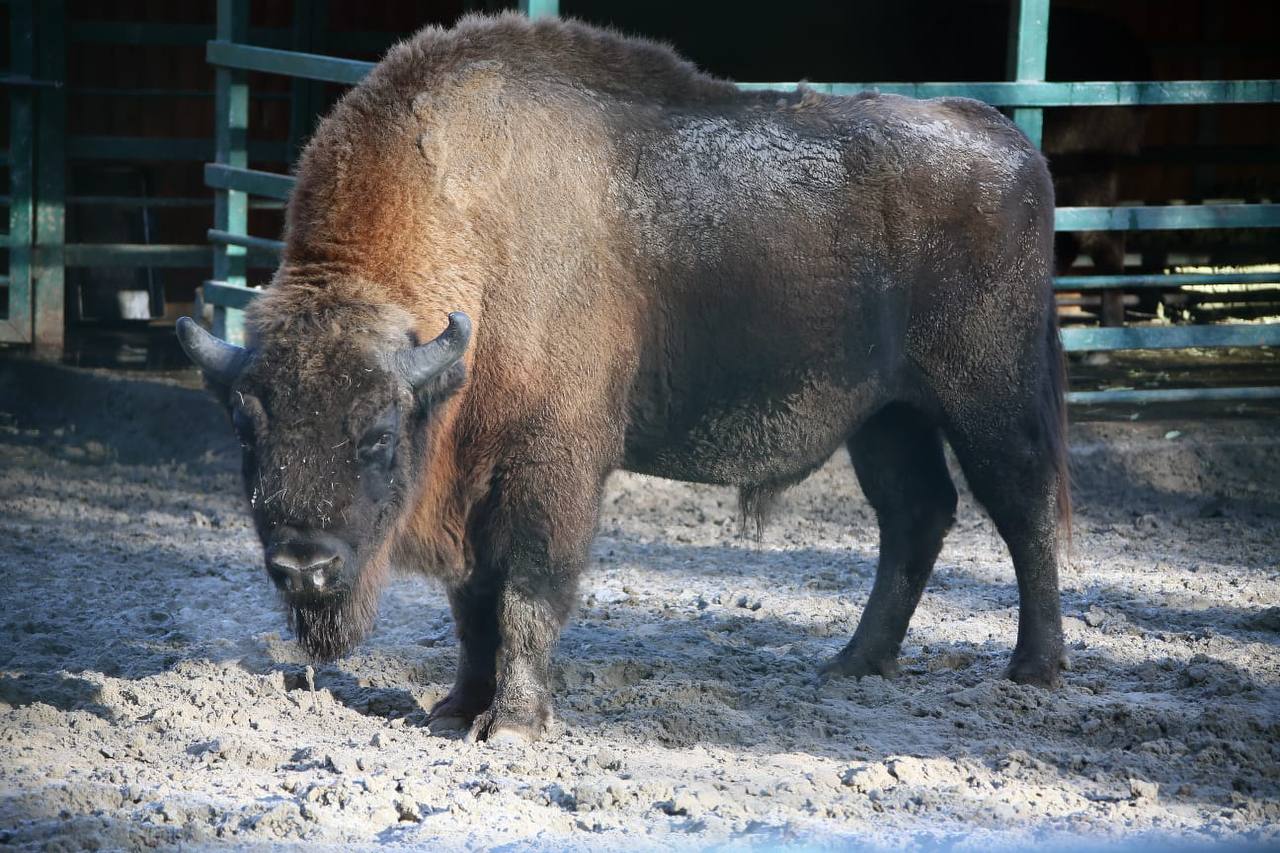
[370,12,739,109]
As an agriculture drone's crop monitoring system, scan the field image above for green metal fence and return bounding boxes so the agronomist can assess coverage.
[1,2,294,350]
[189,0,1273,404]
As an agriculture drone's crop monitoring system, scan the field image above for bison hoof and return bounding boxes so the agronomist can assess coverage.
[466,702,550,745]
[818,646,900,682]
[1005,647,1067,688]
[426,683,494,733]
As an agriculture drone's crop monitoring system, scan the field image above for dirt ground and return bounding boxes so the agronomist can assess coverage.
[1,358,1278,850]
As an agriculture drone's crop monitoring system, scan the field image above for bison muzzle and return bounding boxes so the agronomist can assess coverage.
[179,14,1070,743]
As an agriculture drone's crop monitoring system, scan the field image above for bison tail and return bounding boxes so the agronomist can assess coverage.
[1042,304,1073,549]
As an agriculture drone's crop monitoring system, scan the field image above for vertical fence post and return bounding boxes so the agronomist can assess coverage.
[33,0,66,352]
[519,0,559,19]
[288,0,328,164]
[211,0,249,343]
[1007,0,1049,149]
[3,0,35,344]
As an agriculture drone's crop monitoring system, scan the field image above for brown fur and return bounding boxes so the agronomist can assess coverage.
[208,13,1074,740]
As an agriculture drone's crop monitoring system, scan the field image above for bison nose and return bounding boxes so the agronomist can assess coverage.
[265,540,341,595]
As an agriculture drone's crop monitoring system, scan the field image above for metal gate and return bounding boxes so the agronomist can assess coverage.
[202,0,1280,405]
[2,0,62,347]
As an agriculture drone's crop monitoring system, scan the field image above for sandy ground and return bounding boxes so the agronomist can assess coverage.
[1,359,1278,850]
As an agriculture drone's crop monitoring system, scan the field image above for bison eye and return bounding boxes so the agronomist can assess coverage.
[357,407,400,464]
[232,408,256,448]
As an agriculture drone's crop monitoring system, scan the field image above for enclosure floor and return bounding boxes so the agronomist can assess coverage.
[1,361,1278,850]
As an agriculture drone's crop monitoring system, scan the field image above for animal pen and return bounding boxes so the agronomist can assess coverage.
[3,3,1280,848]
[2,0,1279,405]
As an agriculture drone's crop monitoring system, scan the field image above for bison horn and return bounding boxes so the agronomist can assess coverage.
[176,317,248,386]
[396,311,472,390]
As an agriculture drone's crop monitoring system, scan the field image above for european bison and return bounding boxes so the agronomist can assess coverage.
[178,13,1069,743]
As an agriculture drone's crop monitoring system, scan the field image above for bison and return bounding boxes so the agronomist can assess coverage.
[178,13,1069,743]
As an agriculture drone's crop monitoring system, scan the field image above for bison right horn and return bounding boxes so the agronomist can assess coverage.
[176,317,248,386]
[396,311,472,390]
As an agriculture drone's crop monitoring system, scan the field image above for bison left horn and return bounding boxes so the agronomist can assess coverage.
[176,317,248,386]
[396,311,472,390]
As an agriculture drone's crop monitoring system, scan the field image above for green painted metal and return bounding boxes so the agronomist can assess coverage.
[207,40,372,84]
[203,280,261,310]
[67,22,295,48]
[67,136,288,163]
[1007,0,1049,147]
[33,0,66,351]
[1056,203,1280,231]
[1055,272,1280,290]
[1066,386,1280,405]
[61,244,209,267]
[1060,324,1280,352]
[518,0,559,18]
[58,243,277,268]
[66,194,283,209]
[211,0,250,344]
[204,164,294,200]
[737,79,1280,106]
[288,0,328,164]
[2,0,35,343]
[208,229,285,254]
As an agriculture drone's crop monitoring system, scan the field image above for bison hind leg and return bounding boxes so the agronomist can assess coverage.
[821,404,957,681]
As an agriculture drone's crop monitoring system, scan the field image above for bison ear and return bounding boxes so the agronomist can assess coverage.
[395,311,472,393]
[176,317,248,387]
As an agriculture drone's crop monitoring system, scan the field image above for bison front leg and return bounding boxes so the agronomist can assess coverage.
[427,580,499,731]
[465,462,603,744]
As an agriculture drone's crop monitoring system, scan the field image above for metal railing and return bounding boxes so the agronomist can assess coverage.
[201,0,1280,404]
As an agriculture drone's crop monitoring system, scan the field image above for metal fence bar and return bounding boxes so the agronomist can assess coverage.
[1055,272,1280,290]
[2,0,35,343]
[736,79,1280,106]
[518,0,560,18]
[33,0,65,351]
[211,0,249,344]
[203,280,259,310]
[208,228,285,254]
[1060,324,1280,351]
[204,163,294,199]
[1007,0,1049,147]
[1057,203,1280,231]
[1066,386,1280,405]
[206,40,372,84]
[67,135,288,162]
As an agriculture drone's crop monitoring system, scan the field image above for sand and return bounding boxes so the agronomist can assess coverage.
[1,360,1277,850]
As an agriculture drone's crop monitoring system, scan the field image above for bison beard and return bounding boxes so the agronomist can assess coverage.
[286,595,377,662]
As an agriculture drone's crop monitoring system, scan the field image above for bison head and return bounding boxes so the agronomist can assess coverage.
[176,310,471,660]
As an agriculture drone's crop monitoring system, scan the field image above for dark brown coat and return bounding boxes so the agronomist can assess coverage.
[180,13,1069,742]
